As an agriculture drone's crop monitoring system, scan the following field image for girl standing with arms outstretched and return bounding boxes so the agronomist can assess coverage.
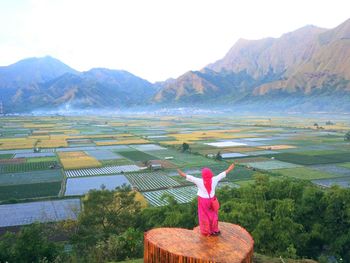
[177,163,235,236]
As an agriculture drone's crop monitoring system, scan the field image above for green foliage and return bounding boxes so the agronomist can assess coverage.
[89,228,143,263]
[0,223,64,263]
[215,175,350,262]
[345,131,350,141]
[71,185,142,262]
[181,142,190,152]
[215,151,222,161]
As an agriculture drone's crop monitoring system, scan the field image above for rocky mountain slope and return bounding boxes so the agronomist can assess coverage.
[0,58,156,112]
[154,18,350,111]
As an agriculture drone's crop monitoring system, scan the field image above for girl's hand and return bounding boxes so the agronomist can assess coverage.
[177,169,186,177]
[226,163,235,174]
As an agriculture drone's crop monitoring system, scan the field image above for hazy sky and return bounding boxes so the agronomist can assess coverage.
[0,0,349,82]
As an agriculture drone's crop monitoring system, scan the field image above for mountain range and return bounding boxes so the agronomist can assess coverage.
[1,18,350,113]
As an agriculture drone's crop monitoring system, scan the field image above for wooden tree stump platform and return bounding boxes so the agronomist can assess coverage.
[144,222,254,263]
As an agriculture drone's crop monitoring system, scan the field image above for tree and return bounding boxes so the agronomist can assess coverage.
[72,185,141,253]
[215,151,223,161]
[0,223,64,263]
[181,142,190,152]
[345,131,350,141]
[89,228,143,263]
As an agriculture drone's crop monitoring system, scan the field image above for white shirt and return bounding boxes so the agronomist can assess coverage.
[186,171,226,198]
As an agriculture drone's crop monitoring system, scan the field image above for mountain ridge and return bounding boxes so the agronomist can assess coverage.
[154,18,350,111]
[1,18,350,113]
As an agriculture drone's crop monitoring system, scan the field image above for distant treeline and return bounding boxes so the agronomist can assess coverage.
[0,175,349,262]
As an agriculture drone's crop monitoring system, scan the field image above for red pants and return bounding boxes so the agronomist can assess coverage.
[198,196,219,236]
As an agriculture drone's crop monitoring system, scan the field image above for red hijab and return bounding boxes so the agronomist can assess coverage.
[202,167,214,195]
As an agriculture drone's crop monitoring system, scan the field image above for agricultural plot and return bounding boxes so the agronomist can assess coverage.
[85,150,123,160]
[58,151,102,170]
[225,139,266,147]
[100,158,134,166]
[0,182,61,201]
[273,152,350,165]
[0,161,59,173]
[0,154,13,159]
[150,149,218,167]
[125,172,181,191]
[103,145,132,152]
[223,165,255,181]
[308,164,350,177]
[245,150,280,156]
[242,137,277,141]
[312,177,350,188]
[65,175,130,196]
[233,157,271,164]
[221,153,248,159]
[0,149,35,154]
[0,199,81,227]
[273,167,337,180]
[0,137,37,150]
[26,157,57,163]
[0,170,62,185]
[56,146,96,152]
[0,158,26,164]
[96,138,150,145]
[339,162,350,169]
[119,150,158,162]
[64,165,141,177]
[205,141,247,147]
[246,160,302,170]
[146,135,172,139]
[258,145,297,150]
[146,159,177,169]
[67,139,95,147]
[142,186,197,206]
[130,144,166,151]
[14,152,56,158]
[160,140,194,146]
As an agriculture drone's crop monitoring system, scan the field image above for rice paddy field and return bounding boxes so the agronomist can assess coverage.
[0,113,350,226]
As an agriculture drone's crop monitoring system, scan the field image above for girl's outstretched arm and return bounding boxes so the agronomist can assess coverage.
[225,163,235,174]
[177,169,186,177]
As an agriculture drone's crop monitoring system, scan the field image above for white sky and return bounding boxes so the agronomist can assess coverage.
[0,0,349,82]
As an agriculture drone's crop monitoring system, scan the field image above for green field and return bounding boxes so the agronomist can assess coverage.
[273,167,338,180]
[0,170,62,185]
[339,162,350,169]
[0,161,59,173]
[272,152,350,165]
[26,156,57,163]
[0,182,61,201]
[0,154,13,159]
[100,158,134,166]
[119,150,157,162]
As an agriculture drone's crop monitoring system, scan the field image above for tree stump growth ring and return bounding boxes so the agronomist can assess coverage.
[144,222,254,263]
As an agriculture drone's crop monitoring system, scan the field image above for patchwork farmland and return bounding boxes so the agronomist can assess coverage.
[0,114,350,227]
